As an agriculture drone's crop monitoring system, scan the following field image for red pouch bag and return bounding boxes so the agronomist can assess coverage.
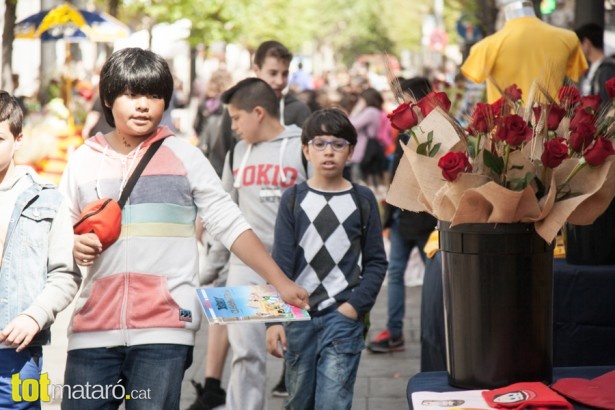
[72,139,164,251]
[73,198,122,250]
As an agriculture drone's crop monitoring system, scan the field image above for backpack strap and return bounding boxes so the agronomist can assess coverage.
[350,183,370,249]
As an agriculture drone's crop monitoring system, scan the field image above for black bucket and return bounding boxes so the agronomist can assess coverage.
[438,221,554,389]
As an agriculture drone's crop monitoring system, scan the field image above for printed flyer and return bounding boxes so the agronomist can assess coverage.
[196,284,311,325]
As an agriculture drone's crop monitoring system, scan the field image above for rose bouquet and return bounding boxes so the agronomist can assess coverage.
[386,80,615,242]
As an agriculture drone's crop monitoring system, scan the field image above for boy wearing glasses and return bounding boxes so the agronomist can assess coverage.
[266,108,387,409]
[217,77,309,410]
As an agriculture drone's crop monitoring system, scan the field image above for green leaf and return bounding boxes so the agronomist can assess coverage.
[483,150,504,175]
[429,143,441,158]
[417,142,429,156]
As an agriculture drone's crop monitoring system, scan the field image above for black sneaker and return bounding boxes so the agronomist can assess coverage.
[367,329,405,353]
[187,380,226,410]
[271,375,289,398]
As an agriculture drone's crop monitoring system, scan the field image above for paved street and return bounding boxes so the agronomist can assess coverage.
[42,273,423,410]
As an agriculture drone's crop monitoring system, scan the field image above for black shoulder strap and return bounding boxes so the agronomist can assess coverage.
[350,183,370,248]
[118,139,164,209]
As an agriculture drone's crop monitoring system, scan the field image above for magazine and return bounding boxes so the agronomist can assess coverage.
[196,284,311,325]
[411,390,492,409]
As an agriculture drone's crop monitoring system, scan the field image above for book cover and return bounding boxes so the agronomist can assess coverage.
[196,284,311,325]
[411,390,492,409]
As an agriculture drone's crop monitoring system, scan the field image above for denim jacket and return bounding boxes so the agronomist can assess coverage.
[0,171,81,347]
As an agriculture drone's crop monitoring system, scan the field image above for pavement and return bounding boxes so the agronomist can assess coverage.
[42,263,423,410]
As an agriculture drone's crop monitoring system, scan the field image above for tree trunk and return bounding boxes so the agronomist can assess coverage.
[1,0,17,91]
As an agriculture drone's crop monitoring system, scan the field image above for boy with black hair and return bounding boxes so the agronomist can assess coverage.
[208,77,309,410]
[189,41,312,410]
[0,90,81,409]
[266,108,387,409]
[58,48,307,410]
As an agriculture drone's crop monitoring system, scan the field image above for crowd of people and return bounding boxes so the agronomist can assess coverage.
[3,0,612,406]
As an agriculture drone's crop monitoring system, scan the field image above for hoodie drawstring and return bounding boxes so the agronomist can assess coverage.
[278,137,289,185]
[233,143,253,189]
[95,141,144,200]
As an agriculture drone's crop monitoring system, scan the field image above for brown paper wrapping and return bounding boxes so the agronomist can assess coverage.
[386,110,615,243]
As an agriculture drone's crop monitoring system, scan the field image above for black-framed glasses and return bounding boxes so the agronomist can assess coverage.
[308,138,351,151]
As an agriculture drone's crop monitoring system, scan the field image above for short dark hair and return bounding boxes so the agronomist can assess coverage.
[575,23,604,50]
[99,48,174,127]
[0,90,24,136]
[399,76,433,101]
[220,77,280,117]
[301,108,357,146]
[253,40,292,68]
[360,87,384,109]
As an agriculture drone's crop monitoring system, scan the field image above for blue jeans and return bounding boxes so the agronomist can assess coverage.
[284,309,365,410]
[61,344,193,410]
[0,347,43,410]
[386,218,427,339]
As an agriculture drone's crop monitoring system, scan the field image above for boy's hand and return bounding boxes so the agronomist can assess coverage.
[266,325,286,358]
[337,302,358,320]
[277,280,310,310]
[0,315,40,352]
[74,233,102,266]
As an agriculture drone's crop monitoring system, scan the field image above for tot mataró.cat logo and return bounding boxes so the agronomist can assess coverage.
[11,373,151,402]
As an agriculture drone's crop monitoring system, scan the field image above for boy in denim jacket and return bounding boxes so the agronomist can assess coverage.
[0,90,82,409]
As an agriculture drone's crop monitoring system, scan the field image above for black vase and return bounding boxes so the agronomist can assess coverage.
[438,221,554,389]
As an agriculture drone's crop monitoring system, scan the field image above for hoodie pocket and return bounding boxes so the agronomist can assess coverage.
[72,275,124,332]
[125,273,185,329]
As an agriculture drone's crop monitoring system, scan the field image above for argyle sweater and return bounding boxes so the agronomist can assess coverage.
[272,182,387,317]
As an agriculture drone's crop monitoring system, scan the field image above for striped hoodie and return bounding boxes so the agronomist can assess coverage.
[58,127,250,350]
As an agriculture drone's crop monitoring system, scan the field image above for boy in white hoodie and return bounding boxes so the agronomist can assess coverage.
[218,77,309,410]
[58,48,307,410]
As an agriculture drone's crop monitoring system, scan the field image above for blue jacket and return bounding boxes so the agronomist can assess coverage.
[1,169,81,347]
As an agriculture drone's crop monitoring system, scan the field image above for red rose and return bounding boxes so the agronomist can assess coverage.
[545,104,566,131]
[579,95,601,112]
[583,136,615,166]
[503,84,522,102]
[388,101,418,131]
[438,151,472,182]
[605,77,615,99]
[494,114,533,146]
[490,98,505,119]
[570,108,596,130]
[558,86,581,106]
[568,122,597,152]
[469,102,495,133]
[416,91,451,117]
[541,137,568,168]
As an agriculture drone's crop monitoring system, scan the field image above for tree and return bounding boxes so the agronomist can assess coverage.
[1,0,17,91]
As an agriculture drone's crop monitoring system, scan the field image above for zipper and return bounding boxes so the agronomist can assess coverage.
[73,198,114,229]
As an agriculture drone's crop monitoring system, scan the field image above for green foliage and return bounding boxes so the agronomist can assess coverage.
[482,149,504,176]
[91,0,483,66]
[416,131,441,157]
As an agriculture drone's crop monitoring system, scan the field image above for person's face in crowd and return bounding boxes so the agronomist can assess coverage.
[109,91,166,140]
[254,56,290,99]
[227,104,262,144]
[302,135,354,179]
[0,120,21,183]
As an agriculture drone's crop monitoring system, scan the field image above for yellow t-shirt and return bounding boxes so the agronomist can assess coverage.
[461,17,588,103]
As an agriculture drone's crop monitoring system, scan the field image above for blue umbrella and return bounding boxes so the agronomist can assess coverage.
[15,3,129,42]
